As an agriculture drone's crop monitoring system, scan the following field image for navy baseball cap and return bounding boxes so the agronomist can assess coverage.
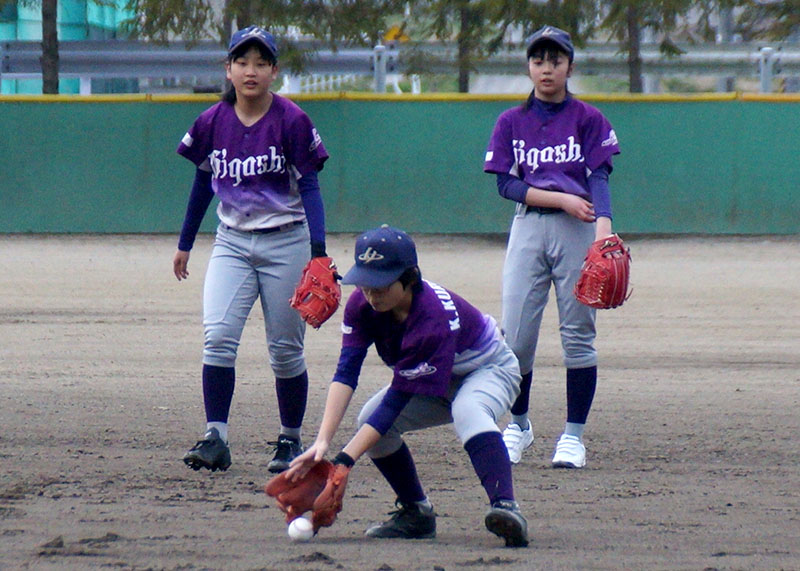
[526,25,574,61]
[341,225,418,288]
[228,26,278,59]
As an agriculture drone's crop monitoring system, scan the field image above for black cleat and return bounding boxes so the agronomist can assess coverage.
[183,428,231,472]
[267,435,303,473]
[365,499,436,539]
[485,499,529,547]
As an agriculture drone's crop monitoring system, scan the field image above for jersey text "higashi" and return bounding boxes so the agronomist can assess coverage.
[513,136,583,174]
[209,147,286,187]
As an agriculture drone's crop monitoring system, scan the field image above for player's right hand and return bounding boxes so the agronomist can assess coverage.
[173,250,190,281]
[287,440,329,482]
[560,194,595,222]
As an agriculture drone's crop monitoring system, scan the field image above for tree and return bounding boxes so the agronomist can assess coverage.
[738,0,800,41]
[596,1,762,92]
[4,0,61,93]
[125,0,408,74]
[409,0,603,93]
[41,0,59,94]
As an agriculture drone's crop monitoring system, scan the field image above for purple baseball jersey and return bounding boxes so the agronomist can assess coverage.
[341,281,497,397]
[484,97,619,200]
[177,94,329,230]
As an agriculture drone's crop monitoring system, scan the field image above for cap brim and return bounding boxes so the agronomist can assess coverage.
[341,265,405,288]
[527,38,573,59]
[228,38,277,59]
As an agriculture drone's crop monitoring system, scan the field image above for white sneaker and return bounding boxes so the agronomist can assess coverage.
[551,434,586,469]
[502,422,534,464]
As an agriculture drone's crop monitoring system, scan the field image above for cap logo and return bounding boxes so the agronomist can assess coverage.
[358,247,384,264]
[543,27,554,36]
[242,28,264,40]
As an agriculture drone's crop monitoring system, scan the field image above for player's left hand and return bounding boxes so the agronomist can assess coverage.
[574,234,632,309]
[173,250,190,281]
[264,460,334,523]
[311,462,351,531]
[290,257,342,328]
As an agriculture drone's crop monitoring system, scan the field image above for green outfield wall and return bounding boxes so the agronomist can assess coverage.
[0,93,798,235]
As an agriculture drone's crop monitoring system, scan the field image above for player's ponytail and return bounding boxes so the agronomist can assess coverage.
[221,83,237,104]
[523,89,536,110]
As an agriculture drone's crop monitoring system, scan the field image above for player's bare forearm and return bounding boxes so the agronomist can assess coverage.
[316,382,355,446]
[524,186,562,209]
[595,216,613,239]
[287,381,354,479]
[341,424,382,463]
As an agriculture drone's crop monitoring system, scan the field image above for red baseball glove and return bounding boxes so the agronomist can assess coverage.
[310,463,351,530]
[264,459,351,532]
[264,460,333,524]
[290,256,341,329]
[574,234,632,309]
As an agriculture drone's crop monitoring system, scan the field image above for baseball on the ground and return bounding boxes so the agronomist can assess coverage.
[287,516,314,541]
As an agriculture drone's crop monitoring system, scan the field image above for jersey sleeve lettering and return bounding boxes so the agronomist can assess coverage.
[484,112,518,177]
[579,107,620,170]
[280,97,329,177]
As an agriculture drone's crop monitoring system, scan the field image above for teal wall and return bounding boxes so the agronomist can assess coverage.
[0,94,798,235]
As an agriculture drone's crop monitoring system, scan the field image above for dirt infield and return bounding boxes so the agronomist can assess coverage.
[1,234,798,570]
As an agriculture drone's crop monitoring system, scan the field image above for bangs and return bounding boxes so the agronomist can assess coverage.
[228,40,277,64]
[528,41,571,63]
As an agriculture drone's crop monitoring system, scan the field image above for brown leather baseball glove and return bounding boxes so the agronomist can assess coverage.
[574,234,632,309]
[310,463,351,530]
[290,256,341,328]
[264,460,333,525]
[264,459,351,531]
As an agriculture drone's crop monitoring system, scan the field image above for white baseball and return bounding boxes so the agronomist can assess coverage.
[287,516,315,541]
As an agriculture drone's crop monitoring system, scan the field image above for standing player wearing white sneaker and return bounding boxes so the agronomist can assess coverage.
[484,26,621,469]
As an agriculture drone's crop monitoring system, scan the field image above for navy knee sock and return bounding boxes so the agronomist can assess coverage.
[566,366,597,424]
[202,364,235,422]
[464,431,515,505]
[510,370,533,416]
[371,442,426,504]
[275,371,309,430]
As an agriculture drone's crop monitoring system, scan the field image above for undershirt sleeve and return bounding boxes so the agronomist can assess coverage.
[297,170,327,257]
[178,168,214,252]
[365,387,413,435]
[588,162,613,219]
[496,173,529,204]
[331,345,368,390]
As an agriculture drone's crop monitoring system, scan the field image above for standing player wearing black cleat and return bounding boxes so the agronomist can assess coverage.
[266,435,304,473]
[174,27,331,474]
[183,427,232,472]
